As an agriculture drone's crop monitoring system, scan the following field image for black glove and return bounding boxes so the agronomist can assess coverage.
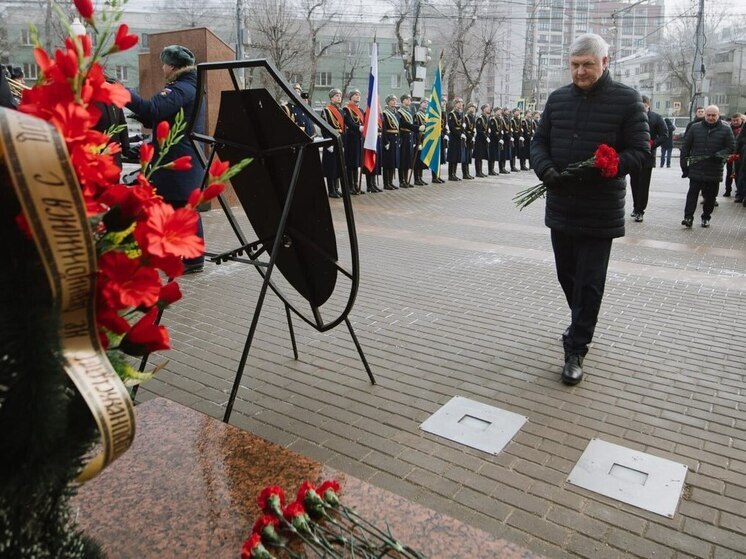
[542,168,562,188]
[563,163,599,182]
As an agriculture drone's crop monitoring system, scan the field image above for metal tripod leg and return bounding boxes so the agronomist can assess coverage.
[285,304,299,360]
[223,146,306,423]
[344,317,376,385]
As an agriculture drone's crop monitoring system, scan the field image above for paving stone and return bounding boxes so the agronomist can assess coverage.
[141,168,746,559]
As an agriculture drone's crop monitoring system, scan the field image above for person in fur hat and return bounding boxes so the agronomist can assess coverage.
[126,45,206,273]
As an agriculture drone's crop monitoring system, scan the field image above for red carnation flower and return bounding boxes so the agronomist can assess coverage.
[156,121,170,148]
[98,251,162,310]
[209,157,230,179]
[251,515,281,544]
[165,155,192,171]
[158,281,182,307]
[240,533,274,559]
[119,307,170,356]
[73,0,94,20]
[140,143,154,166]
[317,479,341,506]
[134,202,204,259]
[593,144,619,178]
[111,24,138,53]
[257,486,285,516]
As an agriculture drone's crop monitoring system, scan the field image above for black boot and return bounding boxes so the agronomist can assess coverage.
[414,167,426,186]
[488,159,498,176]
[475,160,487,178]
[510,158,518,172]
[562,354,584,385]
[520,160,529,171]
[389,169,399,189]
[399,168,413,188]
[347,172,358,195]
[462,163,474,179]
[327,178,341,198]
[499,163,509,174]
[383,169,394,190]
[448,163,460,181]
[432,171,445,184]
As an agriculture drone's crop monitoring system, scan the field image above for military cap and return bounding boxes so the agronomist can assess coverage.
[452,97,464,104]
[385,94,398,104]
[160,45,196,68]
[466,102,476,109]
[480,103,490,111]
[293,83,302,90]
[400,93,411,102]
[348,89,361,99]
[328,88,342,99]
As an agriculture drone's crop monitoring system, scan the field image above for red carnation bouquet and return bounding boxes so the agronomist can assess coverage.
[513,144,619,210]
[242,481,424,558]
[15,2,250,385]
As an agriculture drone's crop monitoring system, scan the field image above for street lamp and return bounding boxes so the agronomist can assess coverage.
[70,17,86,37]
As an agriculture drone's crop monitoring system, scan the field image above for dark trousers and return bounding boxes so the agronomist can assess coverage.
[724,161,735,192]
[659,146,672,167]
[630,167,652,213]
[551,230,613,357]
[684,180,718,220]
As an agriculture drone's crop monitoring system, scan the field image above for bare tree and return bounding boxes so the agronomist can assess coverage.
[159,0,232,29]
[297,0,349,100]
[339,44,365,98]
[433,0,503,103]
[385,0,422,91]
[247,0,304,89]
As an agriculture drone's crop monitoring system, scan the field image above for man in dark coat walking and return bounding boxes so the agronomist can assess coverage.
[680,105,735,228]
[127,45,206,273]
[629,95,667,222]
[530,33,649,385]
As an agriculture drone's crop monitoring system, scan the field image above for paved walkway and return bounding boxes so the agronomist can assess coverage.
[139,162,746,559]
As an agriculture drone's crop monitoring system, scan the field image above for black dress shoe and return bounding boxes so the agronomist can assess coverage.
[681,217,693,228]
[328,191,341,198]
[476,172,487,178]
[463,174,474,180]
[414,179,426,186]
[488,171,498,176]
[561,354,584,385]
[183,262,204,274]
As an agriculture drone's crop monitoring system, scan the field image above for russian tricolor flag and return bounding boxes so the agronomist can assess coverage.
[362,42,379,174]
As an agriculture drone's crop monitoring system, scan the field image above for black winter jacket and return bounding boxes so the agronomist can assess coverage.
[127,68,205,201]
[531,70,649,238]
[680,120,734,183]
[644,110,668,169]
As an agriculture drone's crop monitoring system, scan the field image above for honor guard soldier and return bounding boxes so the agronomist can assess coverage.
[511,108,526,171]
[291,83,316,137]
[474,103,491,178]
[463,102,477,179]
[382,94,401,190]
[487,107,500,175]
[437,98,448,182]
[510,108,522,172]
[343,89,365,195]
[321,88,345,198]
[497,107,512,174]
[414,98,429,186]
[397,94,419,188]
[447,97,466,181]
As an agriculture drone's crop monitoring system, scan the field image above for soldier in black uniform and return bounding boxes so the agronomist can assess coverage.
[447,97,466,181]
[321,88,345,198]
[343,89,365,195]
[463,102,477,179]
[289,83,316,137]
[474,103,491,178]
[414,98,429,186]
[487,108,500,176]
[497,107,512,174]
[397,93,419,188]
[381,94,401,190]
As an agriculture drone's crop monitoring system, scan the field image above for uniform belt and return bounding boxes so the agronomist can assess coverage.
[386,129,399,133]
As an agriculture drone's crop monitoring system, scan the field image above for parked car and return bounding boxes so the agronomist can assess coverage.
[670,117,691,149]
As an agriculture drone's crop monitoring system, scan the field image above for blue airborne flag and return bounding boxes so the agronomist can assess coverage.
[419,60,442,174]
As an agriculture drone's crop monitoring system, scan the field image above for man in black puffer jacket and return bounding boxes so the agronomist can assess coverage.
[679,105,734,228]
[530,33,649,385]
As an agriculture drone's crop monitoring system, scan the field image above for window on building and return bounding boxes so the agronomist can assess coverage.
[538,19,550,31]
[115,65,128,82]
[538,34,548,43]
[23,63,38,80]
[655,101,660,109]
[550,19,562,32]
[665,100,671,109]
[316,72,332,87]
[141,33,149,48]
[20,28,33,46]
[391,74,402,89]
